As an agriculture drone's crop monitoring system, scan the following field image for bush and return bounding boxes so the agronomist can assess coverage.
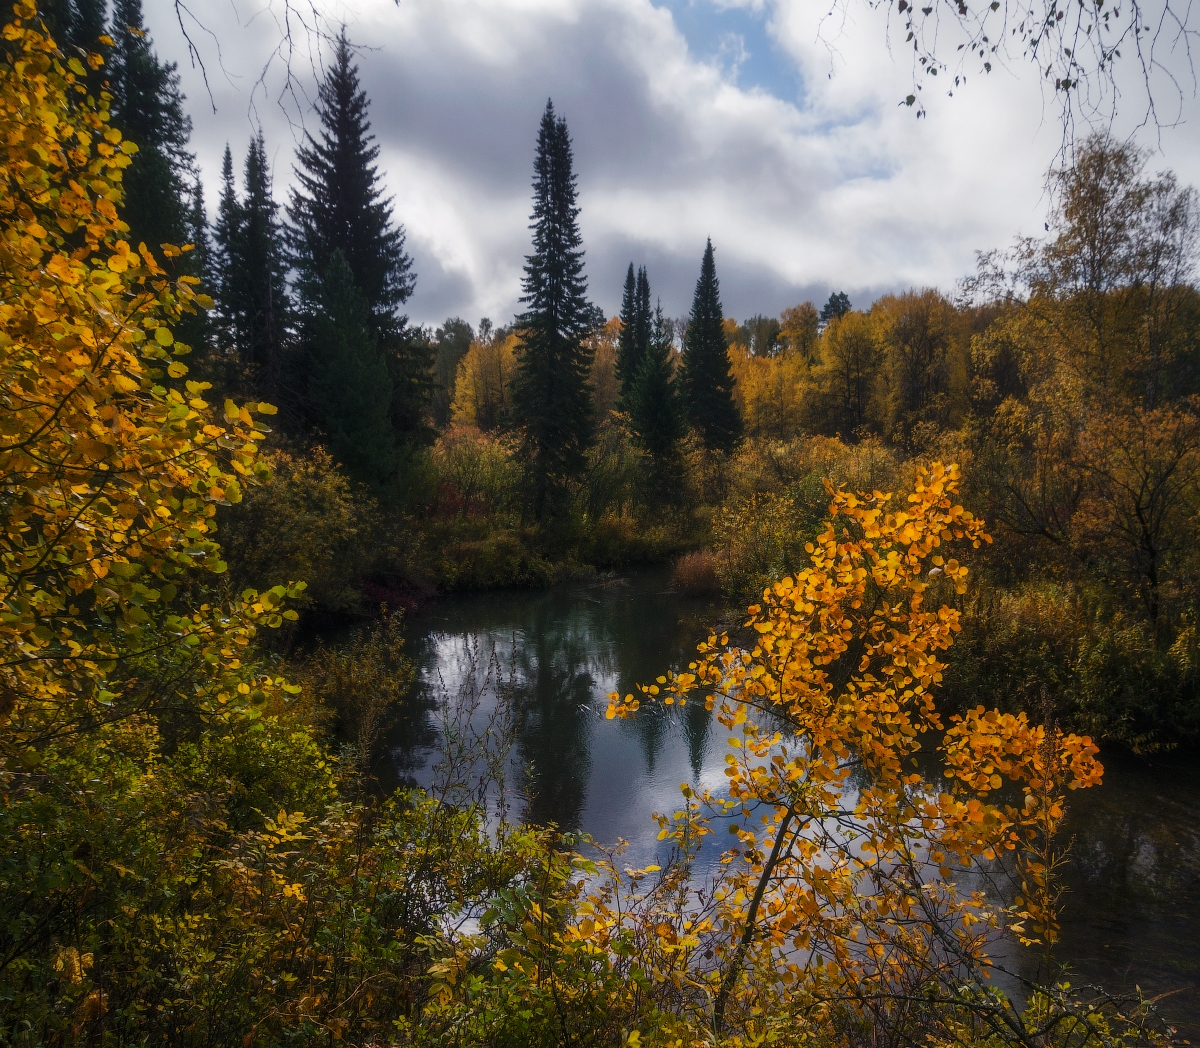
[946,583,1200,749]
[218,446,385,612]
[671,549,720,596]
[439,530,556,591]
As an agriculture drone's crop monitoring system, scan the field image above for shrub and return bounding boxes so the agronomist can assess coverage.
[218,446,384,612]
[671,549,720,596]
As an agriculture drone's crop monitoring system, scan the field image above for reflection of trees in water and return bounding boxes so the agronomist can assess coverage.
[588,581,717,782]
[373,628,442,793]
[383,572,723,830]
[509,607,595,831]
[683,699,711,779]
[1031,757,1200,1017]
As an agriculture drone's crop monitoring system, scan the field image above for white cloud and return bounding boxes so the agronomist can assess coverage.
[146,0,1200,327]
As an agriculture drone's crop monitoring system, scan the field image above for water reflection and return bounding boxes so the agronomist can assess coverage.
[508,601,594,830]
[382,570,1200,1034]
[384,569,725,856]
[1043,748,1200,1034]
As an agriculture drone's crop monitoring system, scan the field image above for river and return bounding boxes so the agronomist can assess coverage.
[382,568,1200,1035]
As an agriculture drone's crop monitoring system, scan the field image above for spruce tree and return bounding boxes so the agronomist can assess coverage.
[238,134,290,399]
[287,29,414,330]
[287,29,431,446]
[616,263,652,409]
[106,0,195,257]
[211,135,289,402]
[617,263,638,392]
[211,145,240,360]
[636,266,651,364]
[628,301,683,469]
[38,0,106,54]
[680,239,741,452]
[174,178,212,373]
[511,100,595,518]
[307,252,397,489]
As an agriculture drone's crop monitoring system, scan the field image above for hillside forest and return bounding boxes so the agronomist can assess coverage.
[2,1,1199,1045]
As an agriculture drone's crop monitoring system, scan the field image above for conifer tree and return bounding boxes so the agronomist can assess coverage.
[212,135,289,401]
[287,30,414,328]
[211,145,240,358]
[307,252,397,489]
[820,291,852,324]
[106,0,195,256]
[38,0,105,54]
[237,133,289,399]
[511,99,595,518]
[680,239,741,452]
[617,263,637,390]
[628,301,683,471]
[616,263,652,409]
[287,29,430,446]
[174,178,212,371]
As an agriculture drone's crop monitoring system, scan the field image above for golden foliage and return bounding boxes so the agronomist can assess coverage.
[450,331,517,431]
[0,5,289,750]
[729,345,810,439]
[598,463,1105,1041]
[588,315,621,420]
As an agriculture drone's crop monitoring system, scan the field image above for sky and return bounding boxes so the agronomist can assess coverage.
[145,0,1200,330]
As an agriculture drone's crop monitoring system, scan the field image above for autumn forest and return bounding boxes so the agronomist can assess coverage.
[2,0,1199,1045]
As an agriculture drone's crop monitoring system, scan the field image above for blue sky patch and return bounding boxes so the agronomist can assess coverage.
[658,1,802,104]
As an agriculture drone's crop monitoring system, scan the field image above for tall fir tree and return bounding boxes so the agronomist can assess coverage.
[680,239,741,452]
[628,300,683,472]
[287,30,414,326]
[211,145,240,359]
[617,263,637,389]
[287,29,430,445]
[511,100,595,519]
[307,252,397,489]
[211,135,290,402]
[106,0,195,258]
[174,177,212,374]
[237,133,289,400]
[616,263,652,409]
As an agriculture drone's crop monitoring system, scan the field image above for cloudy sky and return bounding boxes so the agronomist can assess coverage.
[144,0,1200,329]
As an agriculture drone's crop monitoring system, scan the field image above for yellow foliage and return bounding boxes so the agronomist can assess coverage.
[588,315,621,419]
[729,346,810,439]
[600,463,1103,1040]
[779,300,818,362]
[0,6,290,749]
[451,332,518,431]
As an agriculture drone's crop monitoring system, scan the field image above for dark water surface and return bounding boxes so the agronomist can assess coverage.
[384,569,1200,1034]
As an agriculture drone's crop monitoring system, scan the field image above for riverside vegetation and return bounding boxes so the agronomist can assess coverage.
[1,2,1198,1045]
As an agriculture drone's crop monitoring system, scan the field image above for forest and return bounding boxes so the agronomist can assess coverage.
[2,0,1198,1044]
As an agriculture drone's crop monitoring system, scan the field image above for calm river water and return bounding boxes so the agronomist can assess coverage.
[383,568,1200,1034]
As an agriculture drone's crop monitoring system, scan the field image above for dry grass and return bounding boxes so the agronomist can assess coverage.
[672,549,720,597]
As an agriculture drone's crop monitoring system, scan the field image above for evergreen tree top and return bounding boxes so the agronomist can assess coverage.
[512,99,595,517]
[102,0,195,258]
[681,238,740,452]
[518,99,590,340]
[108,0,193,173]
[820,291,852,323]
[689,239,723,329]
[288,28,414,330]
